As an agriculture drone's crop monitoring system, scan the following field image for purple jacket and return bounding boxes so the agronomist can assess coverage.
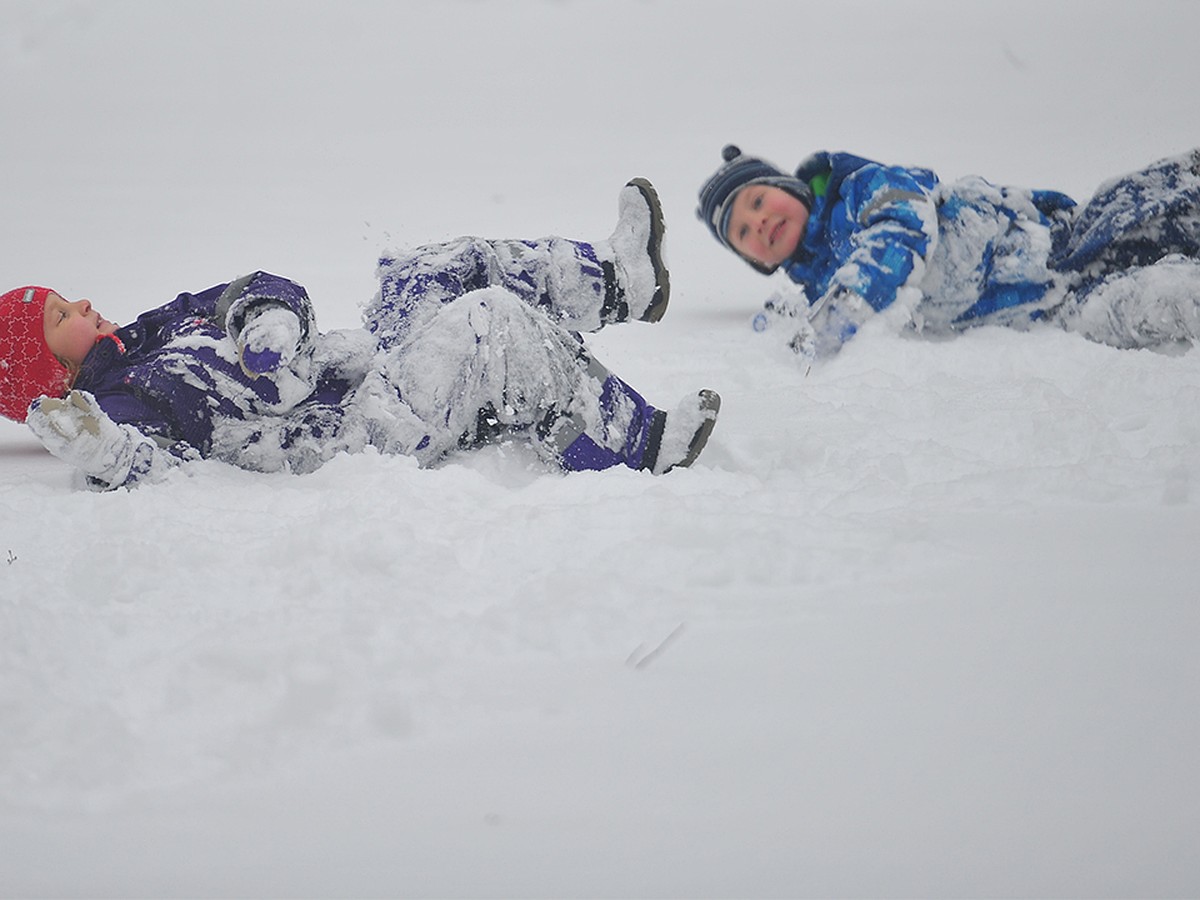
[73,271,367,466]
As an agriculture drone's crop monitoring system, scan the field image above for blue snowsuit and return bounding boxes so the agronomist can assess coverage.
[56,237,671,488]
[778,148,1200,351]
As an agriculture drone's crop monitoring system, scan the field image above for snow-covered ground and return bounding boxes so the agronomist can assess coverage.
[3,1,1199,896]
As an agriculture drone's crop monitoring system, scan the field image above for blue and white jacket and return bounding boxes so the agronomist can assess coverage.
[782,151,1078,343]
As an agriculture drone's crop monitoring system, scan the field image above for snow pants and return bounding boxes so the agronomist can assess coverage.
[1052,149,1200,349]
[365,237,662,471]
[369,234,634,344]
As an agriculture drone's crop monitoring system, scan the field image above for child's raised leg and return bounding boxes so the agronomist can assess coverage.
[368,180,669,348]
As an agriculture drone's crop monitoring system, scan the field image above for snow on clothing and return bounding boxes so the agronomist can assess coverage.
[29,235,687,489]
[774,148,1200,352]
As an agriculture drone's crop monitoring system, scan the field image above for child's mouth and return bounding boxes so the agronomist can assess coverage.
[769,220,785,245]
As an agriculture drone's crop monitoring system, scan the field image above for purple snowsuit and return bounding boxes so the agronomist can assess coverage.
[68,237,669,488]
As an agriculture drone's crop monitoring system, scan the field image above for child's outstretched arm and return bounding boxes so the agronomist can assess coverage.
[777,164,937,362]
[26,391,192,489]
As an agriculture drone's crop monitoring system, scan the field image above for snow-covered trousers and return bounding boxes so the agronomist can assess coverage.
[368,234,631,348]
[362,234,664,470]
[375,286,662,471]
[1056,254,1200,350]
[1052,149,1200,349]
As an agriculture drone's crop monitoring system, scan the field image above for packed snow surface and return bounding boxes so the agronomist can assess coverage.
[2,1,1199,896]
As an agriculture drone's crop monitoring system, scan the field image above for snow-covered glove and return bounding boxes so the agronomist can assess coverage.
[26,390,176,489]
[751,284,811,333]
[752,285,874,365]
[783,316,820,365]
[791,288,873,361]
[236,303,302,378]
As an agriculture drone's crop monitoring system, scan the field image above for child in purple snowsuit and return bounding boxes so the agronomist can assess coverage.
[5,180,720,489]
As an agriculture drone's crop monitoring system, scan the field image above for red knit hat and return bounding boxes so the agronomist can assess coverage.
[0,286,73,423]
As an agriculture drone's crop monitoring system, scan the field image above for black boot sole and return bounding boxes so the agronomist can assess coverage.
[626,177,670,323]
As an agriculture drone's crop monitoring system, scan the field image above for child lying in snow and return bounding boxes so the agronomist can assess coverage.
[697,145,1200,361]
[1,180,719,489]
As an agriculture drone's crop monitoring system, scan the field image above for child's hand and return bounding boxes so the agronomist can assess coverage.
[751,284,867,364]
[803,288,872,359]
[238,304,302,378]
[27,391,134,478]
[751,284,811,332]
[28,391,176,488]
[28,390,109,443]
[785,317,819,364]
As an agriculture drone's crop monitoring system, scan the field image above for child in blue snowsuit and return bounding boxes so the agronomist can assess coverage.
[697,145,1200,359]
[4,180,720,489]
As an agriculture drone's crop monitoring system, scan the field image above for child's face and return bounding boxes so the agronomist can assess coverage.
[726,184,809,269]
[42,291,118,369]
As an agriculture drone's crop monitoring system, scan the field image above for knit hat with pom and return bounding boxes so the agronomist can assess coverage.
[0,286,72,422]
[696,144,815,273]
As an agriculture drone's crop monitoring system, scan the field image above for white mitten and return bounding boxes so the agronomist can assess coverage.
[27,390,166,487]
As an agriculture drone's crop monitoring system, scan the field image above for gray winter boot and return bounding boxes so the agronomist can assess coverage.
[607,178,670,323]
[642,389,721,474]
